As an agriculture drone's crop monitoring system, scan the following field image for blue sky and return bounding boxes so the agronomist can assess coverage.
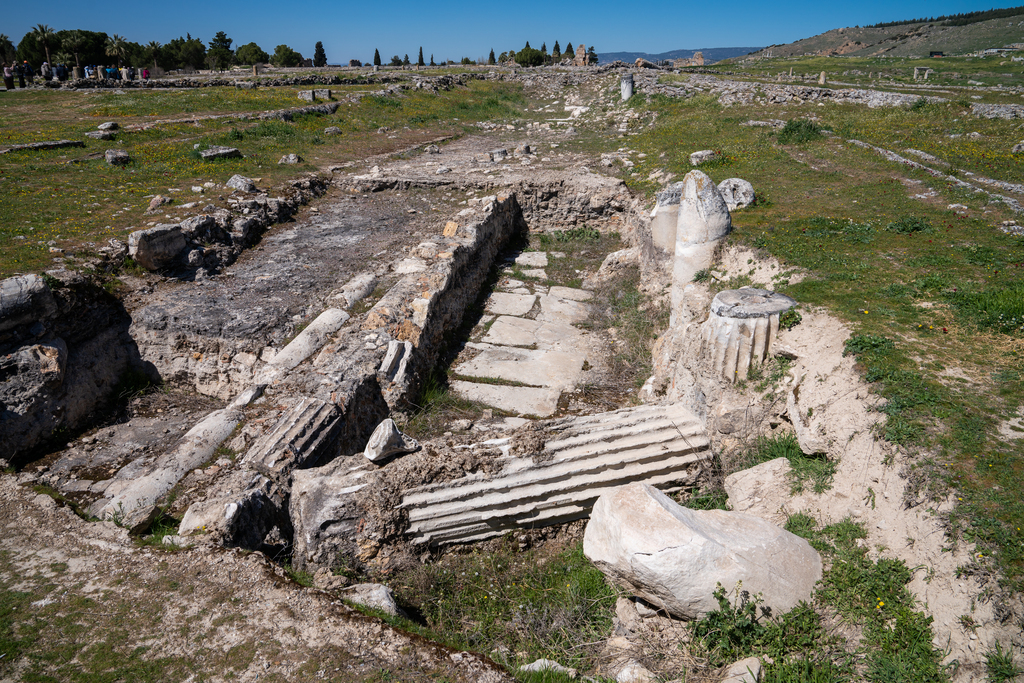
[5,0,1023,63]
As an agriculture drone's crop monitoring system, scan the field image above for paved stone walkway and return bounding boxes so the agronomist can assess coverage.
[451,250,595,417]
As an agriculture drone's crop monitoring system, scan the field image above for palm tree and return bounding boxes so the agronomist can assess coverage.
[64,30,85,68]
[146,41,161,69]
[32,24,56,65]
[105,34,127,68]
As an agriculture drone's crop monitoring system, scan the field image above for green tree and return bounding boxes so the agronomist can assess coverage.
[488,49,495,65]
[32,24,56,65]
[515,42,544,67]
[144,40,161,69]
[206,31,234,70]
[565,42,573,58]
[105,34,127,67]
[460,57,474,64]
[313,41,326,67]
[389,54,402,67]
[162,34,206,70]
[402,53,410,65]
[373,48,381,66]
[429,54,435,66]
[271,44,302,67]
[235,42,268,65]
[417,46,424,66]
[540,42,547,53]
[0,34,15,64]
[587,45,598,64]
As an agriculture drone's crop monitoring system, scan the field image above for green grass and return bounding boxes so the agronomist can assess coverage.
[984,641,1023,682]
[741,433,837,494]
[391,542,617,672]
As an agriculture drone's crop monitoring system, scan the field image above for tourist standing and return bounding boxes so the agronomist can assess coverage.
[3,63,14,90]
[16,62,25,88]
[24,62,34,85]
[41,62,51,81]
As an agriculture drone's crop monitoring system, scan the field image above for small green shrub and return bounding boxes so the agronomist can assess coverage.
[692,268,712,283]
[777,120,824,145]
[885,216,931,234]
[779,309,802,330]
[843,334,895,357]
[747,434,836,494]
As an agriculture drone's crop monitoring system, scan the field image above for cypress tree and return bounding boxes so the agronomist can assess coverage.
[430,54,435,66]
[417,46,425,66]
[488,48,495,65]
[373,48,381,66]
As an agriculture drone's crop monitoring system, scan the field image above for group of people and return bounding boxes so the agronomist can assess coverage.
[2,60,151,89]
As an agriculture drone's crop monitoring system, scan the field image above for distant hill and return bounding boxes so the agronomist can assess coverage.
[597,47,763,65]
[744,12,1024,59]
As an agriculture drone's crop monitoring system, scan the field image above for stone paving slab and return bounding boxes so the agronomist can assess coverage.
[482,316,584,349]
[456,347,584,389]
[536,295,591,324]
[520,269,548,279]
[485,292,537,316]
[515,252,549,267]
[548,286,594,302]
[452,381,561,417]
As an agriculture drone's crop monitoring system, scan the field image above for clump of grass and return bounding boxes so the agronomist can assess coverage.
[391,542,616,672]
[779,309,802,330]
[743,433,836,494]
[886,216,931,234]
[537,225,601,245]
[777,120,824,145]
[948,283,1024,335]
[985,642,1023,682]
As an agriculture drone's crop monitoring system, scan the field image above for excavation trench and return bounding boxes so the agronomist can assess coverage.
[6,166,713,578]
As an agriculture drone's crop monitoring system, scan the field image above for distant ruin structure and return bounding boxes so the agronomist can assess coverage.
[673,52,704,68]
[573,44,590,66]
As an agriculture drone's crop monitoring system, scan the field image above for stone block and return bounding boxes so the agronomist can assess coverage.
[127,224,186,271]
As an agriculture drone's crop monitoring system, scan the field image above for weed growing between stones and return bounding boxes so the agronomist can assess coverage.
[738,433,837,494]
[984,641,1023,682]
[591,268,670,390]
[390,541,617,672]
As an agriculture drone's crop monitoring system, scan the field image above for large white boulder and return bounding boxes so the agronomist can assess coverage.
[583,483,821,620]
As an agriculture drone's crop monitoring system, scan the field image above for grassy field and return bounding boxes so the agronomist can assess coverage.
[0,80,524,276]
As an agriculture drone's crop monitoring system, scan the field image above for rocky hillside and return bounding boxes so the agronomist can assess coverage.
[749,14,1024,58]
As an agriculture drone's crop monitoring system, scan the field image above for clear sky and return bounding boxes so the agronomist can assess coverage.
[5,0,1023,64]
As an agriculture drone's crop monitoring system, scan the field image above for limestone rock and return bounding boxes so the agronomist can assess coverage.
[225,174,256,192]
[278,153,302,165]
[650,182,683,252]
[127,225,186,271]
[0,274,57,334]
[200,146,242,160]
[702,289,796,382]
[672,171,732,312]
[520,659,578,678]
[425,144,440,154]
[363,418,419,463]
[85,131,113,140]
[722,657,762,683]
[324,126,341,135]
[144,195,171,214]
[583,482,821,619]
[340,583,400,616]
[724,458,792,521]
[689,150,719,166]
[105,149,130,166]
[297,90,315,102]
[97,121,119,131]
[717,178,756,211]
[314,88,332,100]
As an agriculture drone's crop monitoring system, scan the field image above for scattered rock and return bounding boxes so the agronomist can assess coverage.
[717,178,756,210]
[583,482,822,619]
[297,90,315,102]
[363,418,420,463]
[425,144,440,154]
[689,150,719,166]
[127,224,186,271]
[104,149,130,166]
[98,122,119,131]
[721,657,762,683]
[226,174,256,192]
[144,195,171,214]
[435,166,451,174]
[85,131,113,140]
[200,146,242,160]
[339,583,400,616]
[324,126,341,135]
[278,153,302,165]
[1013,142,1024,154]
[520,659,577,679]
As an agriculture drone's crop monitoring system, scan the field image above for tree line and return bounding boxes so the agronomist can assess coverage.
[0,26,323,71]
[864,5,1024,29]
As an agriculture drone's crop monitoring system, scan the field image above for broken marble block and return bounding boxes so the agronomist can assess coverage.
[225,174,256,192]
[200,146,242,161]
[650,182,683,253]
[702,288,796,382]
[671,170,732,322]
[127,224,186,271]
[363,418,419,463]
[717,178,756,211]
[583,482,821,619]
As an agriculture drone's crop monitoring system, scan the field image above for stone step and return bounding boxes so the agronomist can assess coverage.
[400,403,711,545]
